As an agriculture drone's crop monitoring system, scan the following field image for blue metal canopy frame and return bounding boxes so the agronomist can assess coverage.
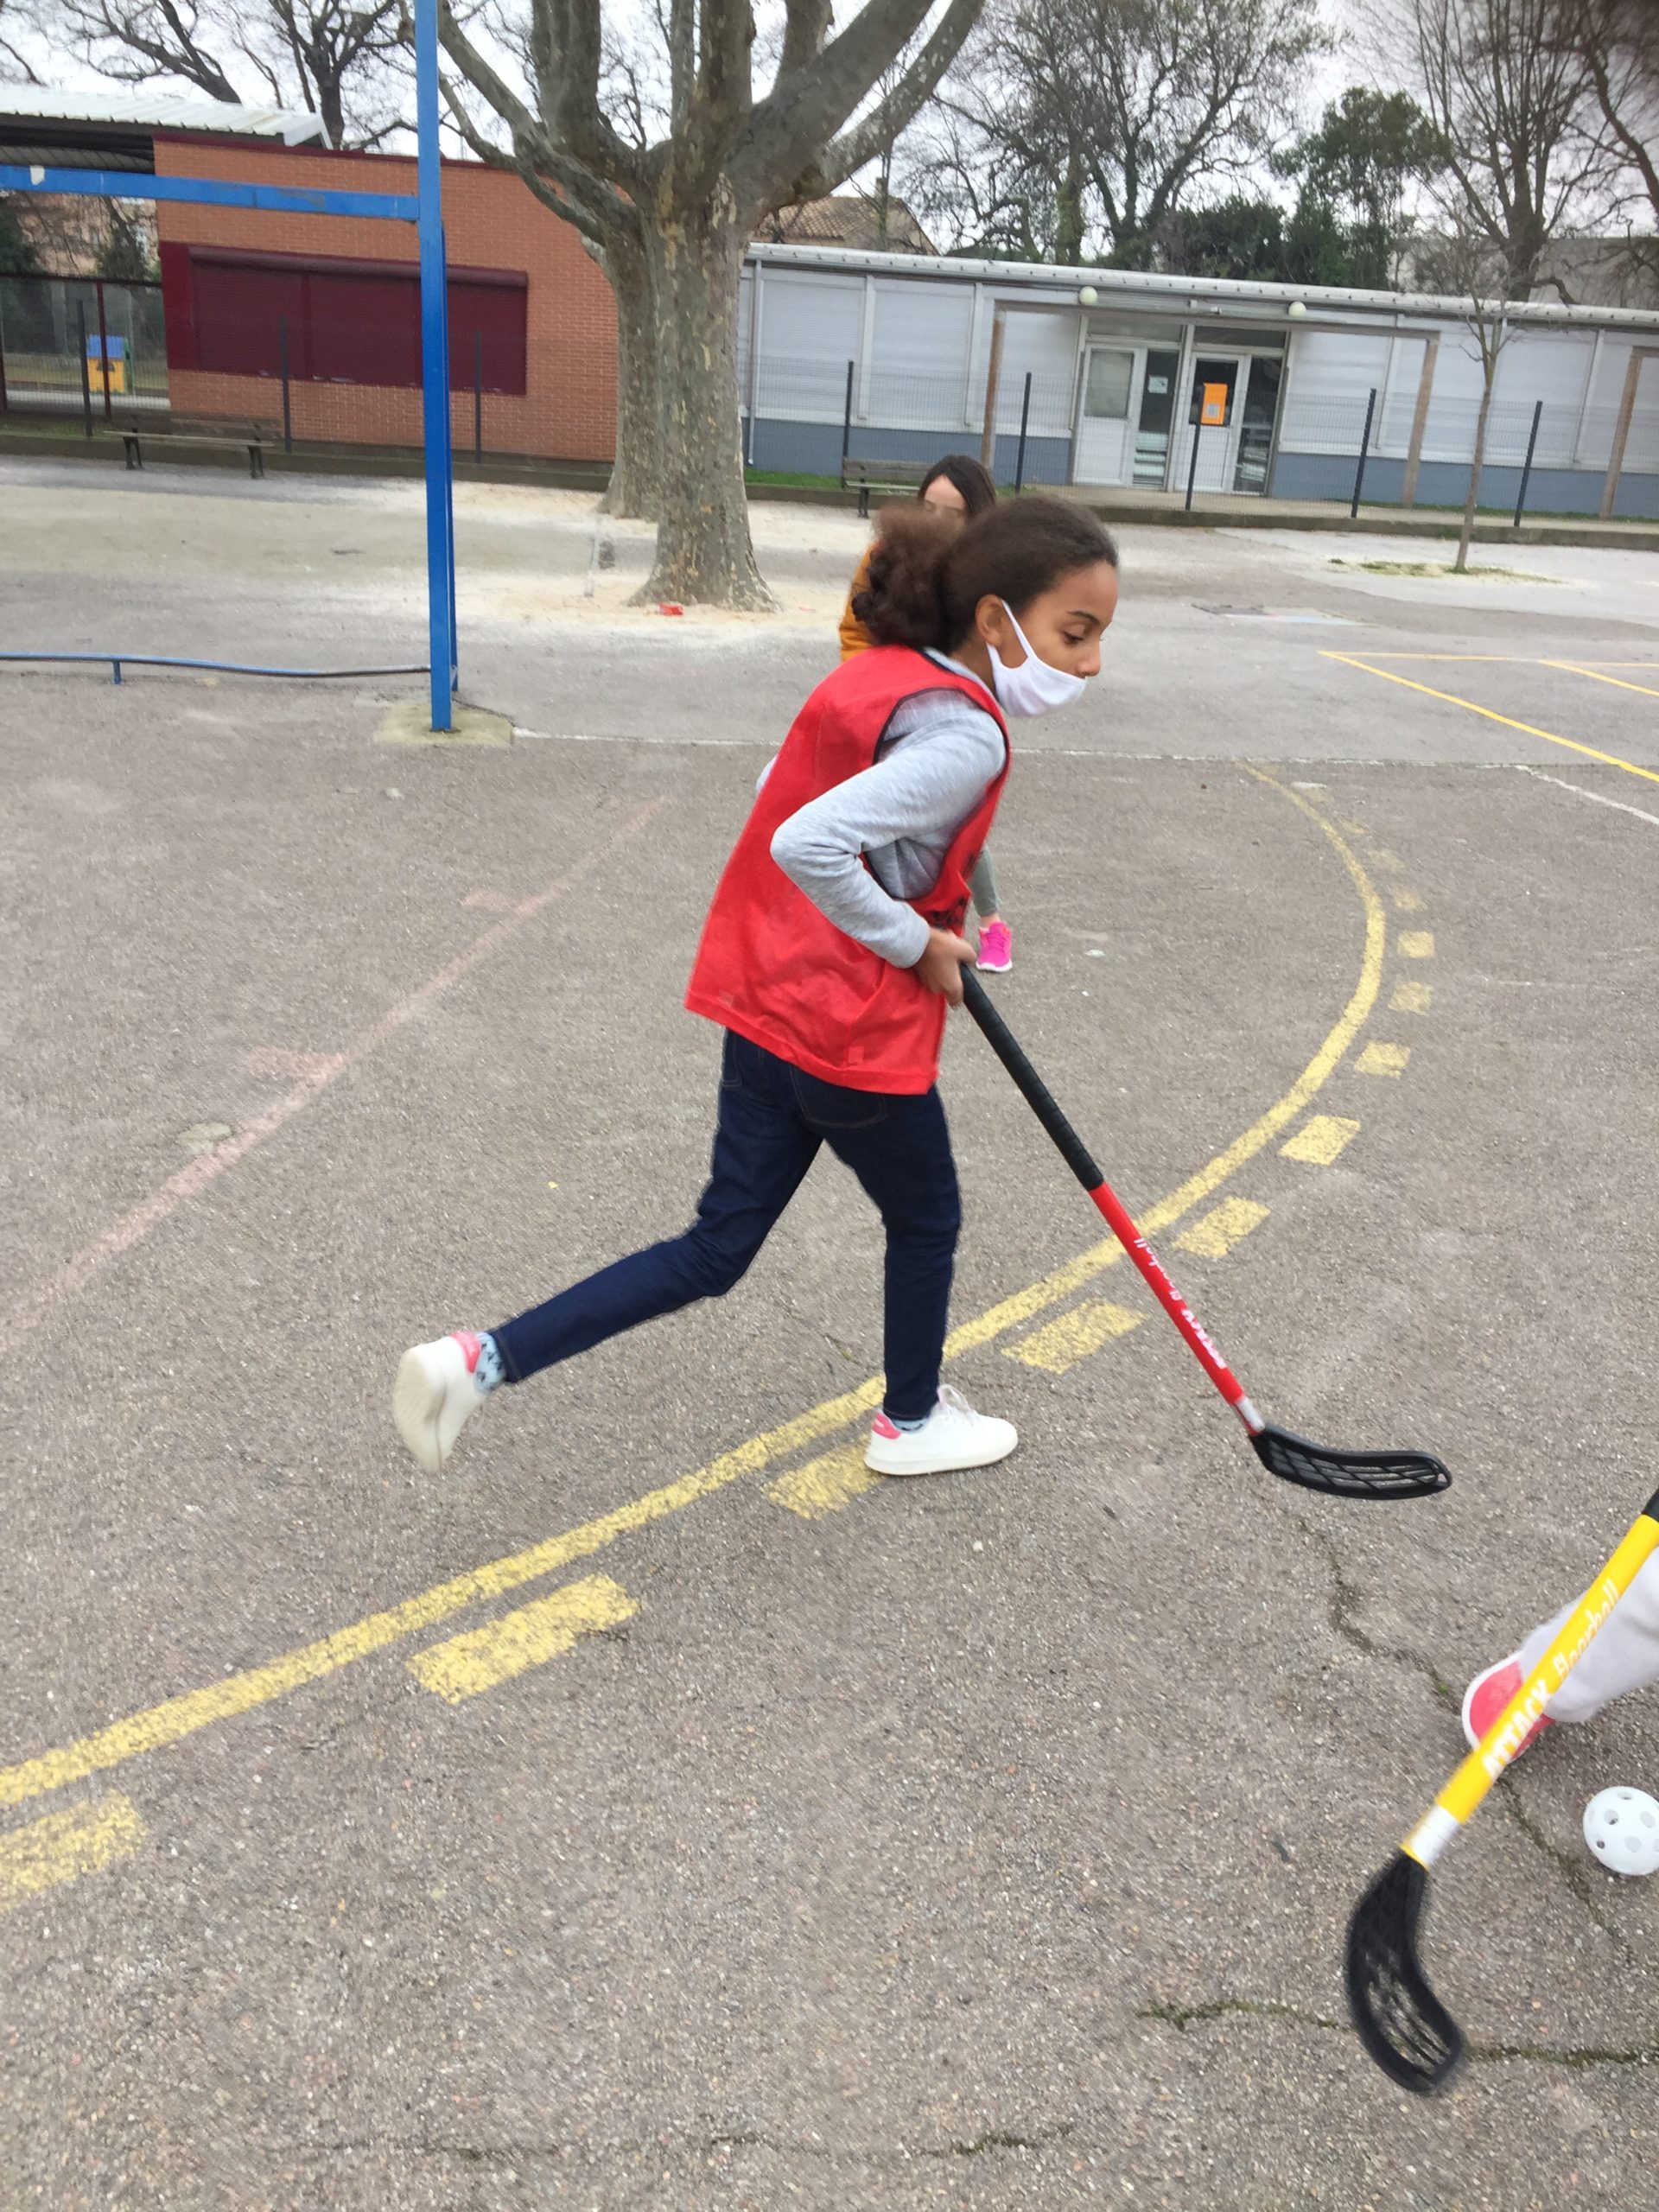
[0,0,458,732]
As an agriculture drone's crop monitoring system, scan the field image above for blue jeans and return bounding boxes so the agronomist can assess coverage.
[491,1031,961,1421]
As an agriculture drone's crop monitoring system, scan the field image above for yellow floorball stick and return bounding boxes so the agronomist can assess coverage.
[1345,1487,1659,2093]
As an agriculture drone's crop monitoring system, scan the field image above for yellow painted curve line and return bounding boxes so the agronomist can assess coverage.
[0,772,1385,1819]
[1542,661,1659,702]
[1325,652,1659,789]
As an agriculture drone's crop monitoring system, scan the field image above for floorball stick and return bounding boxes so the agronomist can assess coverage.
[961,972,1449,1502]
[1345,1488,1659,2091]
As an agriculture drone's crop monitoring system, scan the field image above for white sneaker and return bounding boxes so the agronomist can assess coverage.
[864,1383,1018,1477]
[394,1332,492,1472]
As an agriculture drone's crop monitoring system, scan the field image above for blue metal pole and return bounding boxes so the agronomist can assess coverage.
[415,0,456,731]
[0,166,417,221]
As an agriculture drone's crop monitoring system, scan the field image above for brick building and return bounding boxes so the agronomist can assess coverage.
[154,137,618,463]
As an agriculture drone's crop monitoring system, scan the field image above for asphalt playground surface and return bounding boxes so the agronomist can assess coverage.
[3,456,1659,2209]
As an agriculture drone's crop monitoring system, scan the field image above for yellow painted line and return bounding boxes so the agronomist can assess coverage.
[1543,661,1659,701]
[1175,1198,1270,1259]
[1281,1115,1361,1166]
[0,1793,143,1912]
[950,773,1385,1357]
[1399,930,1435,959]
[0,772,1389,1819]
[1357,1041,1410,1077]
[1391,887,1424,912]
[1370,849,1405,874]
[1005,1300,1144,1376]
[1391,981,1433,1014]
[766,1445,883,1520]
[1339,817,1369,835]
[408,1574,636,1704]
[1325,653,1659,789]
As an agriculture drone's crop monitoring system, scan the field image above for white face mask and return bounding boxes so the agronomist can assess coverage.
[986,603,1090,719]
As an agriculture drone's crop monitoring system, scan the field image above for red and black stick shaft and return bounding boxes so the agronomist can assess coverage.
[960,972,1263,1436]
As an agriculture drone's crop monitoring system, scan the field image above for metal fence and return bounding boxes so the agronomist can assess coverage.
[0,275,168,423]
[6,291,1657,522]
[744,353,1659,523]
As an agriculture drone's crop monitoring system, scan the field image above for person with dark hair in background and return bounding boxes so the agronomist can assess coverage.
[396,498,1120,1484]
[838,455,1017,974]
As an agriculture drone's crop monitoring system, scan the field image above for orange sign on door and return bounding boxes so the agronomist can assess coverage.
[1200,381,1229,426]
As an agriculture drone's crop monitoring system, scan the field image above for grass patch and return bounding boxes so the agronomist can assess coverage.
[1329,557,1563,582]
[745,467,843,491]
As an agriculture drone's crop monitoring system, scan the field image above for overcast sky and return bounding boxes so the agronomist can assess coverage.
[2,2,1370,179]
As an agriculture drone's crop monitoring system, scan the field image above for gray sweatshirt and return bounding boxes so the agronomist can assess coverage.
[767,653,1005,969]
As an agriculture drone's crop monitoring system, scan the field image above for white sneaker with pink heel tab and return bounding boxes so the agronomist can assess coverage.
[394,1332,492,1473]
[864,1384,1018,1477]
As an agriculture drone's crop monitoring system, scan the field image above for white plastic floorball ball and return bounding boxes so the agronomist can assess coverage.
[1582,1786,1659,1876]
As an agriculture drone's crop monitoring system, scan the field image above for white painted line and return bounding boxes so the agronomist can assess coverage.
[1515,765,1659,831]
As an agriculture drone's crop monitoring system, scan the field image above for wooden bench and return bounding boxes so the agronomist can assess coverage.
[121,416,276,479]
[840,454,931,518]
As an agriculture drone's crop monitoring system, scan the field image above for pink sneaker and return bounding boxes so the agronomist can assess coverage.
[1461,1652,1553,1757]
[976,918,1013,973]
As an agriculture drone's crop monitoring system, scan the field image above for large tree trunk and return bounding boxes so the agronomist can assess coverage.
[1055,156,1085,265]
[594,226,664,521]
[1455,365,1496,573]
[636,179,773,612]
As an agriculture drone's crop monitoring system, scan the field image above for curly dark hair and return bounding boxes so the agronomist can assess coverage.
[852,497,1118,653]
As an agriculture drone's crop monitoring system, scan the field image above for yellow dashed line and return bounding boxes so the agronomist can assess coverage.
[1391,981,1433,1014]
[1005,1300,1144,1376]
[407,1575,637,1704]
[1281,1115,1362,1166]
[1399,931,1435,959]
[766,1445,883,1520]
[1356,1042,1410,1077]
[0,1794,143,1913]
[1370,849,1405,874]
[1390,887,1424,912]
[1340,818,1369,835]
[1175,1198,1270,1259]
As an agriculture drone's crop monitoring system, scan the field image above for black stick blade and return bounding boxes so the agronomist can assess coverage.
[1345,1853,1464,2094]
[1251,1424,1451,1501]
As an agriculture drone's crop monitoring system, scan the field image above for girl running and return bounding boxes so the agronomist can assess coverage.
[839,456,1016,976]
[394,497,1119,1479]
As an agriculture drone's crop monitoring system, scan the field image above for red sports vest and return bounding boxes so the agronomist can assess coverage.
[685,645,1009,1095]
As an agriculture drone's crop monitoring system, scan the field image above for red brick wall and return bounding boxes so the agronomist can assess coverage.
[154,138,617,462]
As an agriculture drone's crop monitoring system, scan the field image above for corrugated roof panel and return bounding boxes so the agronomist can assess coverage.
[0,85,325,145]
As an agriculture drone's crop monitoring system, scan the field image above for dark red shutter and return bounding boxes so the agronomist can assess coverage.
[189,257,304,378]
[448,279,527,395]
[175,250,527,395]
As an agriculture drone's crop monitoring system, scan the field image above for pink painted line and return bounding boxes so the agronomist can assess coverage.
[3,800,667,1353]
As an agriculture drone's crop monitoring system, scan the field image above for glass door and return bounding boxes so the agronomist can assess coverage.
[1231,356,1283,493]
[1073,345,1140,485]
[1181,357,1244,493]
[1134,349,1180,486]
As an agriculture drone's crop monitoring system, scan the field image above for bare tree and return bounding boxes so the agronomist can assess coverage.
[3,0,41,74]
[894,105,1062,258]
[1551,0,1659,229]
[915,0,1324,267]
[1414,212,1524,567]
[439,2,985,609]
[1389,0,1611,297]
[40,0,410,148]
